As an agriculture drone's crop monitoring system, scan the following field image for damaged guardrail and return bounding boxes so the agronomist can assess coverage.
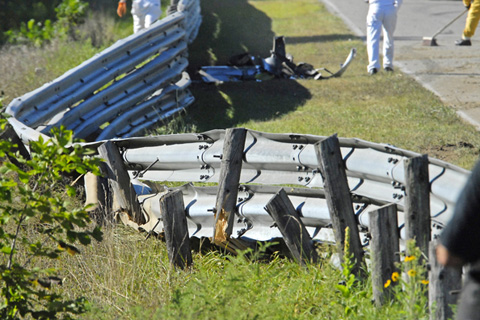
[5,1,201,141]
[82,128,468,247]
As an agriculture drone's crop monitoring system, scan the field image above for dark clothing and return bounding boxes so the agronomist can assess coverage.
[441,159,480,263]
[456,263,480,320]
[441,159,480,319]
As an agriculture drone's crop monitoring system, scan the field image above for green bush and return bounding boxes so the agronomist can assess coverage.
[3,0,89,46]
[0,110,103,319]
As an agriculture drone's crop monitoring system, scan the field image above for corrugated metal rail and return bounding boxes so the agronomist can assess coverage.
[5,0,200,141]
[80,129,469,243]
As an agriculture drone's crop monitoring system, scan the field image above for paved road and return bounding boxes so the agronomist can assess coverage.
[321,0,480,130]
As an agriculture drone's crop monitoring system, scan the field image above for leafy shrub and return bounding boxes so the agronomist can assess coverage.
[0,110,103,319]
[3,0,89,46]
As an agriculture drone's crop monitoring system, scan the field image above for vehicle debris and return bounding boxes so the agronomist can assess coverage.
[199,36,356,83]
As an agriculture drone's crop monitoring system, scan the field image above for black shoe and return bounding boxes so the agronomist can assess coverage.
[368,68,378,75]
[384,67,394,72]
[455,39,472,46]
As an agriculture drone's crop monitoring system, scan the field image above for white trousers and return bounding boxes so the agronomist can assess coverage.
[132,0,162,33]
[366,4,397,71]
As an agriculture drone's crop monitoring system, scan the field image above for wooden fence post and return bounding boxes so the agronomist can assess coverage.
[404,155,431,257]
[369,204,400,306]
[428,240,462,320]
[161,189,192,269]
[314,134,364,276]
[84,169,113,226]
[98,141,145,225]
[265,188,318,265]
[213,128,247,245]
[0,123,31,165]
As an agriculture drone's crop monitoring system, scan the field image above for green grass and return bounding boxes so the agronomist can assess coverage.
[1,0,477,318]
[186,0,480,169]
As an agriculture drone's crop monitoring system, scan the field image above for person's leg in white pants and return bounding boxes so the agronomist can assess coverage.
[366,5,384,73]
[133,14,145,33]
[382,5,397,70]
[144,5,161,29]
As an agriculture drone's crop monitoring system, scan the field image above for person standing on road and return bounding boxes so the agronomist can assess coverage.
[436,158,480,318]
[365,0,402,75]
[456,0,480,46]
[117,0,162,34]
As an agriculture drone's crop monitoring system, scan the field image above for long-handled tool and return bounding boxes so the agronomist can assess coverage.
[422,8,469,46]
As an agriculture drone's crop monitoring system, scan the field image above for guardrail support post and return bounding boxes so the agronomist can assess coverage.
[98,141,146,225]
[161,189,192,269]
[0,123,31,164]
[213,128,247,246]
[314,134,364,276]
[369,204,400,306]
[404,154,431,257]
[265,188,318,265]
[428,240,461,320]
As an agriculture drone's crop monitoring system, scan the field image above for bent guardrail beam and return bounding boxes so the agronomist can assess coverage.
[6,1,201,142]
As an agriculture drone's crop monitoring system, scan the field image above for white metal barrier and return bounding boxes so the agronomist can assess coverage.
[6,1,201,141]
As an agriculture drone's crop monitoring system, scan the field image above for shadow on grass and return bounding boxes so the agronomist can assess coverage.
[187,0,275,71]
[188,80,312,131]
[186,0,312,131]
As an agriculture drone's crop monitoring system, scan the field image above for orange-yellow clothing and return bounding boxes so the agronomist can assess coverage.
[463,0,480,38]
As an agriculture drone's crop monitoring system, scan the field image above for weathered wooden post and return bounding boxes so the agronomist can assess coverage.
[161,189,192,269]
[314,134,364,276]
[265,189,318,265]
[213,128,247,246]
[84,170,113,225]
[0,123,31,164]
[404,154,431,257]
[369,204,400,306]
[428,240,462,320]
[98,141,146,225]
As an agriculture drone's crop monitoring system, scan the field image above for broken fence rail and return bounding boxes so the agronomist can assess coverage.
[6,1,201,141]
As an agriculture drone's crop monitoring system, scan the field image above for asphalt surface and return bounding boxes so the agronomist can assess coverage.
[320,0,480,130]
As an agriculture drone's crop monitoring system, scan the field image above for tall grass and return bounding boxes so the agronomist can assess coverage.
[0,0,477,318]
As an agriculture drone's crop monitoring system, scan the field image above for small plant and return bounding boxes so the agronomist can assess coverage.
[384,240,430,320]
[334,227,367,318]
[0,116,103,319]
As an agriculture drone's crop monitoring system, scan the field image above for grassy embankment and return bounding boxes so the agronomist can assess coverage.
[1,0,479,319]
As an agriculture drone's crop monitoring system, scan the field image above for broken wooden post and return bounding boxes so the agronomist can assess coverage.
[314,134,364,276]
[0,123,31,165]
[98,141,145,225]
[369,204,400,306]
[84,169,113,226]
[428,240,462,320]
[265,188,318,265]
[161,189,192,269]
[213,128,247,246]
[404,154,431,257]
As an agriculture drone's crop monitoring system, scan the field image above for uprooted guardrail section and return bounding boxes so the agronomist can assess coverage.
[81,128,468,247]
[5,0,201,141]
